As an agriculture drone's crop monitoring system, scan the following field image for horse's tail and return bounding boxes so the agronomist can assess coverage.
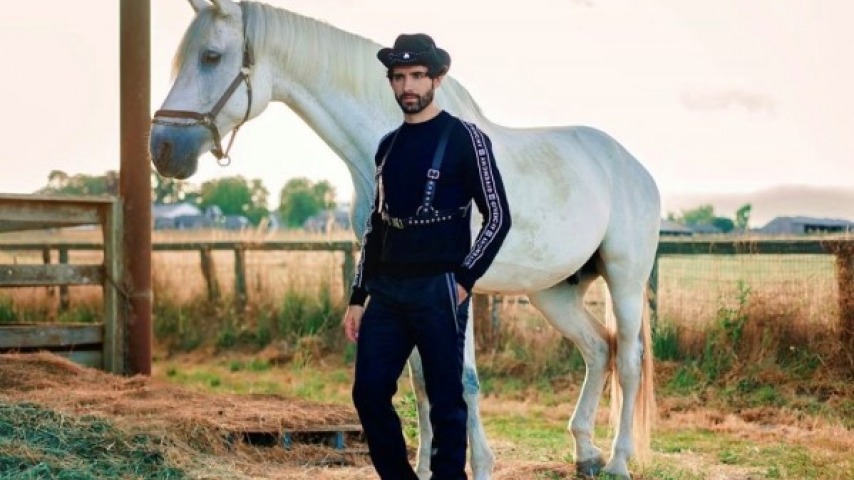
[605,285,656,466]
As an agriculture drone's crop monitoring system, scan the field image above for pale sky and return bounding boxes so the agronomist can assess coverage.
[2,1,851,224]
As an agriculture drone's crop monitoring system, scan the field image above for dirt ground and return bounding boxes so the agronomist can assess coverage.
[1,352,851,480]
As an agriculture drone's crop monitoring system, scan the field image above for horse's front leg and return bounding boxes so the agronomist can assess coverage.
[407,301,495,480]
[462,300,495,480]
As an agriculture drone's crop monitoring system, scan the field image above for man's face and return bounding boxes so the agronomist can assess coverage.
[390,65,438,114]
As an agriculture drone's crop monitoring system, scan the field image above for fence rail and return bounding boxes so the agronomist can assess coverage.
[2,237,852,344]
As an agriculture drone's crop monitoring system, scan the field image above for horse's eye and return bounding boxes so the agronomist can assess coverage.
[201,50,222,66]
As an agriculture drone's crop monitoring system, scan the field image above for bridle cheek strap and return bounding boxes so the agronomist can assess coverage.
[153,69,252,165]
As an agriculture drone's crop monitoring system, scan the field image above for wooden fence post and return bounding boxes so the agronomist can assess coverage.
[648,253,660,331]
[341,246,356,300]
[58,247,70,312]
[102,199,125,374]
[42,247,53,300]
[835,247,854,345]
[473,293,496,352]
[200,247,220,302]
[234,246,247,313]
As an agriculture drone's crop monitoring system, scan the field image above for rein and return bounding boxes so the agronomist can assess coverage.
[151,3,255,165]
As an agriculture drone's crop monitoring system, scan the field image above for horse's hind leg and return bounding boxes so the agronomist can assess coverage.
[601,269,649,479]
[528,280,611,476]
[407,350,433,480]
[408,301,494,480]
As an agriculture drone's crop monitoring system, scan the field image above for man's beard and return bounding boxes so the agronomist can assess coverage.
[396,87,434,114]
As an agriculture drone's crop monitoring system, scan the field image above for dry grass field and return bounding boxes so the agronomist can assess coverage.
[1,229,847,328]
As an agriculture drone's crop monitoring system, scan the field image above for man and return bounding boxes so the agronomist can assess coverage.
[343,33,511,480]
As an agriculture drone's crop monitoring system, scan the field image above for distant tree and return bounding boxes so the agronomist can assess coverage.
[735,203,752,231]
[199,176,269,225]
[278,178,337,228]
[711,217,735,233]
[674,204,736,233]
[38,170,118,196]
[679,204,716,226]
[151,171,200,205]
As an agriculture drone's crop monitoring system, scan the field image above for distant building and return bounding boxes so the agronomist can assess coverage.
[689,223,723,235]
[153,203,202,229]
[758,216,854,235]
[303,206,351,233]
[223,215,251,230]
[152,203,223,230]
[659,219,693,237]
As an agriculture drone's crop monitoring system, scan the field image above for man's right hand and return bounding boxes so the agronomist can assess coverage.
[343,305,365,343]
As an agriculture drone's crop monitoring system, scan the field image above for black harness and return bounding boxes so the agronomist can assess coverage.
[378,119,471,229]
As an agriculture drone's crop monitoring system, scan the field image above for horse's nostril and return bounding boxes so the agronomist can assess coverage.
[156,141,173,165]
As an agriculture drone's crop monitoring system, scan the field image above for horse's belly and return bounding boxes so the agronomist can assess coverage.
[471,211,608,294]
[473,261,567,293]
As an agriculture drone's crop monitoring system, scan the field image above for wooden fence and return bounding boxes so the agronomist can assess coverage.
[149,241,357,313]
[2,236,852,354]
[651,238,854,338]
[0,194,125,373]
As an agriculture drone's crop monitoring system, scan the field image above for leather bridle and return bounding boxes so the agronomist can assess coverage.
[152,3,254,165]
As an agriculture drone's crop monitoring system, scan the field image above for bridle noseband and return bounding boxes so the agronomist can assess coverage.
[152,3,254,165]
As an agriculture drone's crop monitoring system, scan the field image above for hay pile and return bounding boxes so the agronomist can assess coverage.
[0,352,357,436]
[0,402,185,479]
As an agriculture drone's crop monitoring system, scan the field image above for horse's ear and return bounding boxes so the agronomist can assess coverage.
[187,0,210,13]
[210,0,241,17]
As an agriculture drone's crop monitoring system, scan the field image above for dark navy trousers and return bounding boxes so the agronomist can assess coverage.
[352,273,470,480]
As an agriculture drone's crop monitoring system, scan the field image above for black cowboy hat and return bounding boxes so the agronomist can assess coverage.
[377,33,451,76]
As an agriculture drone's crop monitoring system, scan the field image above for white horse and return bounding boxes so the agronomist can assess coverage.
[149,1,660,478]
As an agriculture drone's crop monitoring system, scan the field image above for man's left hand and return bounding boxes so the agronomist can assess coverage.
[456,283,469,306]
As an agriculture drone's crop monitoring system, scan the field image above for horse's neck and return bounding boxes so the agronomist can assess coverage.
[248,2,492,234]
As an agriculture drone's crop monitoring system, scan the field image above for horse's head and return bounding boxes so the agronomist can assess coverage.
[150,0,272,179]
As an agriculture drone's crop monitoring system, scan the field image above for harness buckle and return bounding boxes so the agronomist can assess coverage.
[416,205,437,218]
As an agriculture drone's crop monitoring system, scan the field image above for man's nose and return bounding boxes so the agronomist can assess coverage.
[403,76,417,90]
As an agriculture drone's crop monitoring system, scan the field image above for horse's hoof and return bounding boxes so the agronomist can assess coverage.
[575,456,606,478]
[600,470,632,480]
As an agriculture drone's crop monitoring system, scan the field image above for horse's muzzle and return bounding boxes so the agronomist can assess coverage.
[149,124,207,179]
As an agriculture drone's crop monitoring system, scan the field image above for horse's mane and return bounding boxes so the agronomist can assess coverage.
[173,1,490,125]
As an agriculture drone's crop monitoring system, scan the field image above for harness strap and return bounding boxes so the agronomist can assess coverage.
[379,118,467,229]
[416,119,455,217]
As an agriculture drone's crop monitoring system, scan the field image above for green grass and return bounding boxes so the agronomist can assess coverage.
[486,413,573,462]
[158,358,354,403]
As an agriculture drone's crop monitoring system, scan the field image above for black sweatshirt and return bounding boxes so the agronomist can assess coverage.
[349,111,511,306]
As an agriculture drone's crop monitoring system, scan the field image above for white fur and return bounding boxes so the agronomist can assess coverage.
[152,2,661,478]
